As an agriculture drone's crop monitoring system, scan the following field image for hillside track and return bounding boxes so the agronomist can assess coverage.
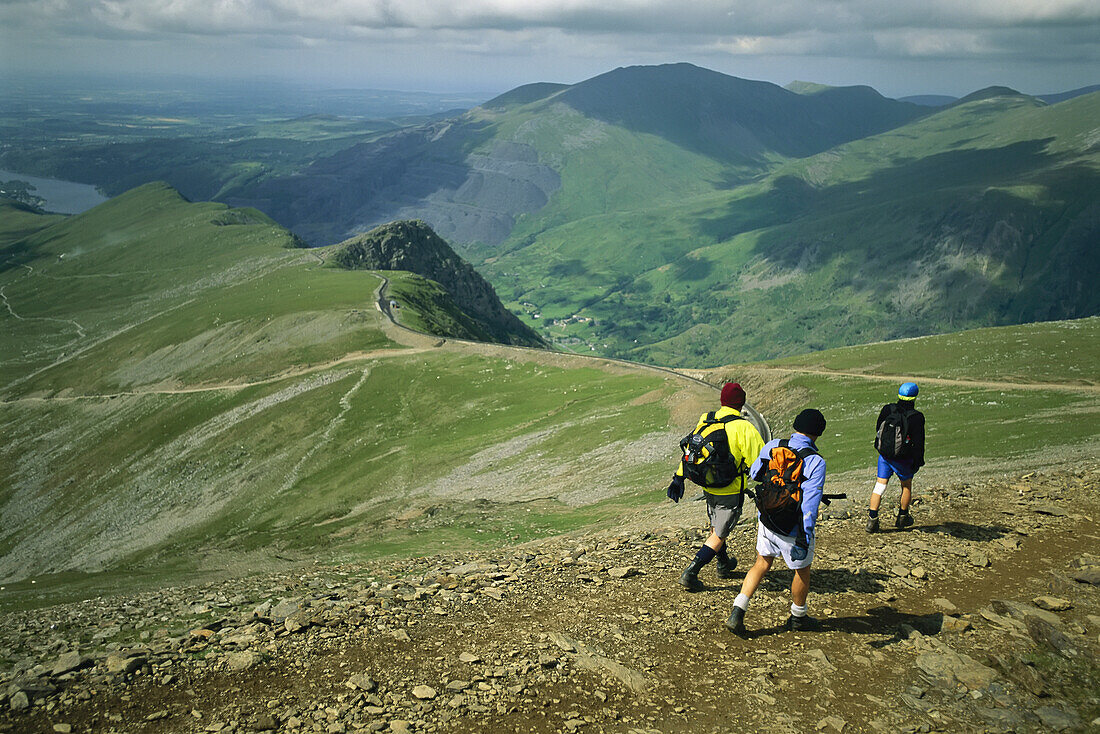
[374,275,772,441]
[0,347,432,405]
[685,364,1100,395]
[2,270,769,439]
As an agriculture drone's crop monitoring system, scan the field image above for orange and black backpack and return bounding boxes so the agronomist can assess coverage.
[753,439,818,537]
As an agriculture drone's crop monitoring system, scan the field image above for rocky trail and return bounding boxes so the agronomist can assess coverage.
[3,466,1098,734]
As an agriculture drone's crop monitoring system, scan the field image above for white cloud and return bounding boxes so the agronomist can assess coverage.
[1,0,1096,94]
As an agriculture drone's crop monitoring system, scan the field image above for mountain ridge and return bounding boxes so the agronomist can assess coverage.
[328,219,545,347]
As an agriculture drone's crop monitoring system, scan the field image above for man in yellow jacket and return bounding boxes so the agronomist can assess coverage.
[667,382,765,591]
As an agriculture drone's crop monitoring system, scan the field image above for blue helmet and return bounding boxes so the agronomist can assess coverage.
[899,381,919,400]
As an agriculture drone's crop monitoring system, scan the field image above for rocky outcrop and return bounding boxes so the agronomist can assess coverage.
[330,220,545,348]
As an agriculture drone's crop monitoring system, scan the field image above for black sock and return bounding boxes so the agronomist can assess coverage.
[715,546,730,562]
[868,509,879,519]
[694,546,716,565]
[898,507,910,516]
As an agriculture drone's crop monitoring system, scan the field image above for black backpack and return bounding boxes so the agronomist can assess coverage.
[753,439,817,538]
[679,412,747,489]
[875,404,914,460]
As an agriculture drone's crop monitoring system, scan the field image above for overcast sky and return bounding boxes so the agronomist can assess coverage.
[2,0,1098,98]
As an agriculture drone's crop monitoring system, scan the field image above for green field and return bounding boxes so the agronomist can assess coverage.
[759,317,1100,386]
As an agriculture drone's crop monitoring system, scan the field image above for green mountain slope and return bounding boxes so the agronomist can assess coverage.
[0,185,715,598]
[554,64,923,162]
[488,90,1100,365]
[706,317,1100,480]
[4,66,1097,369]
[179,63,924,248]
[756,316,1100,386]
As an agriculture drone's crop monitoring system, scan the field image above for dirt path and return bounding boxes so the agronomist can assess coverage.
[0,347,435,404]
[686,365,1100,395]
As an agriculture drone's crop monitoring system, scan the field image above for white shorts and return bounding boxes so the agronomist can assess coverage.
[756,521,814,570]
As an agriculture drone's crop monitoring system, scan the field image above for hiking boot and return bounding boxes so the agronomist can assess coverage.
[865,516,879,533]
[895,512,914,530]
[786,614,822,632]
[725,606,746,635]
[715,554,737,579]
[678,559,706,592]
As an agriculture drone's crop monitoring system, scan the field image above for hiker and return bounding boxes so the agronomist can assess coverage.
[866,382,926,532]
[666,382,765,592]
[726,408,828,633]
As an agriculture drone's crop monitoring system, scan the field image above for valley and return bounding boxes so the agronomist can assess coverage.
[4,65,1097,364]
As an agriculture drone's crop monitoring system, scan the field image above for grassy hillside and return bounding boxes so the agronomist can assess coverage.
[706,317,1100,482]
[754,316,1100,386]
[0,199,63,243]
[0,185,716,605]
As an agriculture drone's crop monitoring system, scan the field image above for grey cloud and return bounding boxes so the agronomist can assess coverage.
[7,1,1100,38]
[2,0,1097,92]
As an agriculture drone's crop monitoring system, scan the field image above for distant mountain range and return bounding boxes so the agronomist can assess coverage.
[2,63,1097,364]
[899,83,1100,107]
[230,64,927,247]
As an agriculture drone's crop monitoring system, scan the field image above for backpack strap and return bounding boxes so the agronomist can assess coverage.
[794,445,818,460]
[774,439,815,459]
[703,412,745,427]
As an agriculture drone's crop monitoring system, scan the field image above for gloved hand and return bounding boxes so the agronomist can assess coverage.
[666,475,685,503]
[790,539,809,562]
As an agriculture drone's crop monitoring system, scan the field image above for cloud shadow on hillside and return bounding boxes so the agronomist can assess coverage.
[673,256,714,282]
[698,137,1094,252]
[691,136,1100,346]
[232,119,498,245]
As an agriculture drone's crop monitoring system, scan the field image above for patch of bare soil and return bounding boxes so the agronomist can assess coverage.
[3,463,1098,734]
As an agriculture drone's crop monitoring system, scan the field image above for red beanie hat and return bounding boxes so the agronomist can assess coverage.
[720,382,746,409]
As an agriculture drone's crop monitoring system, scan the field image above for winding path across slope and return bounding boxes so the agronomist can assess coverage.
[373,274,772,441]
[4,268,772,438]
[702,365,1100,395]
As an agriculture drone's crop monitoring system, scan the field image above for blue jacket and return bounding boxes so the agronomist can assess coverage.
[750,432,827,540]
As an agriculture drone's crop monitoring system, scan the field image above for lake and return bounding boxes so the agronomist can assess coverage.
[0,169,107,214]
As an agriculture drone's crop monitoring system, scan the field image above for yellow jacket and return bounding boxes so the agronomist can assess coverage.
[676,406,765,495]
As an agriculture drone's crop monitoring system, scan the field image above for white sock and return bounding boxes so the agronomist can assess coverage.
[734,593,750,611]
[791,602,807,617]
